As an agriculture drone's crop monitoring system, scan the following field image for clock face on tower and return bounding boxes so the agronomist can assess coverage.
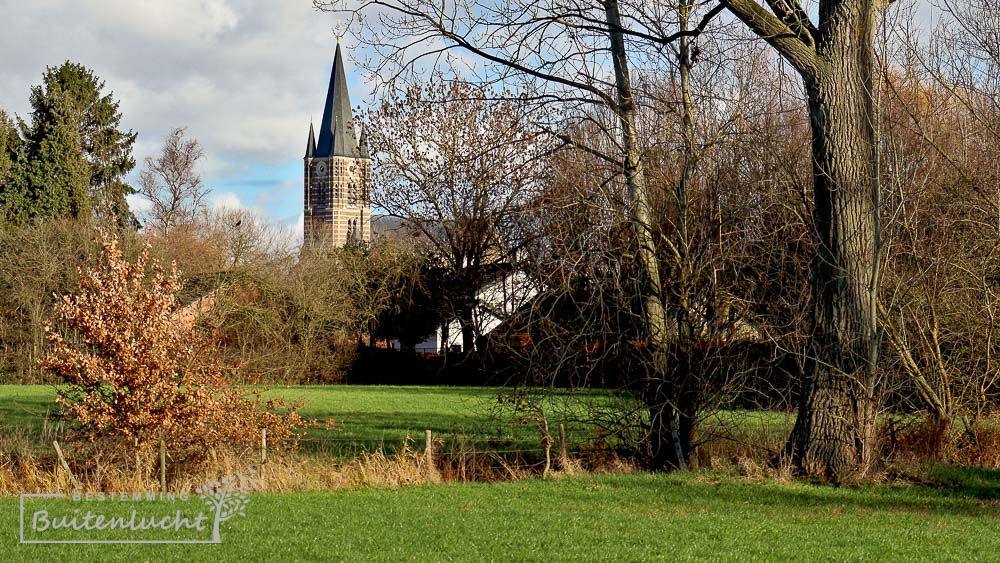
[315,162,327,176]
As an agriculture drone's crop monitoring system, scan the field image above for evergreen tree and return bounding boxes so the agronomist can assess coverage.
[0,110,18,191]
[0,109,23,221]
[14,93,90,222]
[19,61,138,227]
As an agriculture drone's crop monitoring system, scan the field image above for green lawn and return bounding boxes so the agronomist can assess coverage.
[4,384,1000,559]
[263,385,504,454]
[4,471,1000,561]
[0,384,608,456]
[0,385,56,432]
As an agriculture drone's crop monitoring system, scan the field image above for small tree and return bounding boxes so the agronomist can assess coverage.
[366,81,549,351]
[40,230,309,462]
[138,127,209,236]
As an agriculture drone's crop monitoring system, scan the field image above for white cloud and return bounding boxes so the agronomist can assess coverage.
[80,0,240,44]
[210,191,245,211]
[0,0,366,227]
[126,193,153,215]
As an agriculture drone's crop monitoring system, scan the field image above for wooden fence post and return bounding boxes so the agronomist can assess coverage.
[260,428,267,466]
[53,441,80,488]
[558,423,568,470]
[425,429,433,471]
[133,436,140,472]
[159,439,167,492]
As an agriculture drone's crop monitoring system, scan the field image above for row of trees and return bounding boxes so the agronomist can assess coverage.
[0,61,320,381]
[6,1,999,480]
[0,65,346,463]
[0,62,138,379]
[317,0,1000,480]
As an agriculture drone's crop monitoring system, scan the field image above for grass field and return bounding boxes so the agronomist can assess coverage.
[0,384,614,456]
[3,384,1000,559]
[0,384,501,438]
[0,385,791,444]
[4,470,1000,561]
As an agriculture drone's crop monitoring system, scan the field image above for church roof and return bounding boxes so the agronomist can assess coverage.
[315,43,363,159]
[305,122,316,158]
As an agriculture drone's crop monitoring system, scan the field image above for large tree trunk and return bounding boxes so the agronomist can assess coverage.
[440,320,450,354]
[604,0,687,470]
[787,0,882,480]
[673,0,701,470]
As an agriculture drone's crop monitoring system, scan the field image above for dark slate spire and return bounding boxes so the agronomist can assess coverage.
[305,121,316,158]
[315,43,359,158]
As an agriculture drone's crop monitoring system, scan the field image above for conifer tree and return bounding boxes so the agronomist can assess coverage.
[7,95,90,222]
[18,61,138,227]
[0,110,18,194]
[0,110,20,221]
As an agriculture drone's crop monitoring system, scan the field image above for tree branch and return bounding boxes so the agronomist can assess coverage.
[720,0,819,77]
[763,0,818,47]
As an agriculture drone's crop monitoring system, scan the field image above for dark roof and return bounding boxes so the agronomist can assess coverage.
[371,214,451,242]
[305,122,316,158]
[371,214,408,236]
[315,43,364,159]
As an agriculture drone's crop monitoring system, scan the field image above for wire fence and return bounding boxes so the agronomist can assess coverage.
[293,428,600,454]
[269,424,626,476]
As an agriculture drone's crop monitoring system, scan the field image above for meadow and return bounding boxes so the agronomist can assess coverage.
[3,384,998,560]
[4,470,1000,561]
[0,384,612,457]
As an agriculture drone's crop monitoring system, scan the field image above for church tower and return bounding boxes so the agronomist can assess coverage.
[304,43,371,247]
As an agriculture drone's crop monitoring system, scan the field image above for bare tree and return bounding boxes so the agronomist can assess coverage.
[365,80,550,351]
[0,219,105,381]
[325,0,722,466]
[139,127,209,236]
[874,0,1000,456]
[326,0,894,479]
[704,0,889,479]
[500,41,814,466]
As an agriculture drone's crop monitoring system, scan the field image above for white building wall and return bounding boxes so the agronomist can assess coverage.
[402,269,537,354]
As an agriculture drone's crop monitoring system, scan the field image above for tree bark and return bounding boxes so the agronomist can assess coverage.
[440,320,450,354]
[674,0,700,470]
[786,0,882,480]
[722,0,884,480]
[604,0,687,470]
[459,308,476,352]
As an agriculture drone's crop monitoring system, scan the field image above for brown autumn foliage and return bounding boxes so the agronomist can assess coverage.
[39,230,312,463]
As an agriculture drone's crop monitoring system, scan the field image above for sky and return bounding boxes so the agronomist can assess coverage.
[0,1,940,246]
[0,0,372,243]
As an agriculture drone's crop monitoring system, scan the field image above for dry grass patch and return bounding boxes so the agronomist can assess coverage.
[0,433,609,496]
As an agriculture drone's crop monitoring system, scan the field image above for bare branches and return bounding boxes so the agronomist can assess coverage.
[316,0,729,115]
[366,80,552,350]
[138,127,208,236]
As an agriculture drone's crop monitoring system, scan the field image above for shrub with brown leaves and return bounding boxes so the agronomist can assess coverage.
[40,231,311,463]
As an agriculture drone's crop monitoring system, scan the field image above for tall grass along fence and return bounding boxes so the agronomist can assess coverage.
[0,422,627,496]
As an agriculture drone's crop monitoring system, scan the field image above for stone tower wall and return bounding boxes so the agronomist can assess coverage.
[304,155,370,247]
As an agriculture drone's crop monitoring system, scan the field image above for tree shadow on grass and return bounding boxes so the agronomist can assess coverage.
[921,464,1000,501]
[606,471,1000,520]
